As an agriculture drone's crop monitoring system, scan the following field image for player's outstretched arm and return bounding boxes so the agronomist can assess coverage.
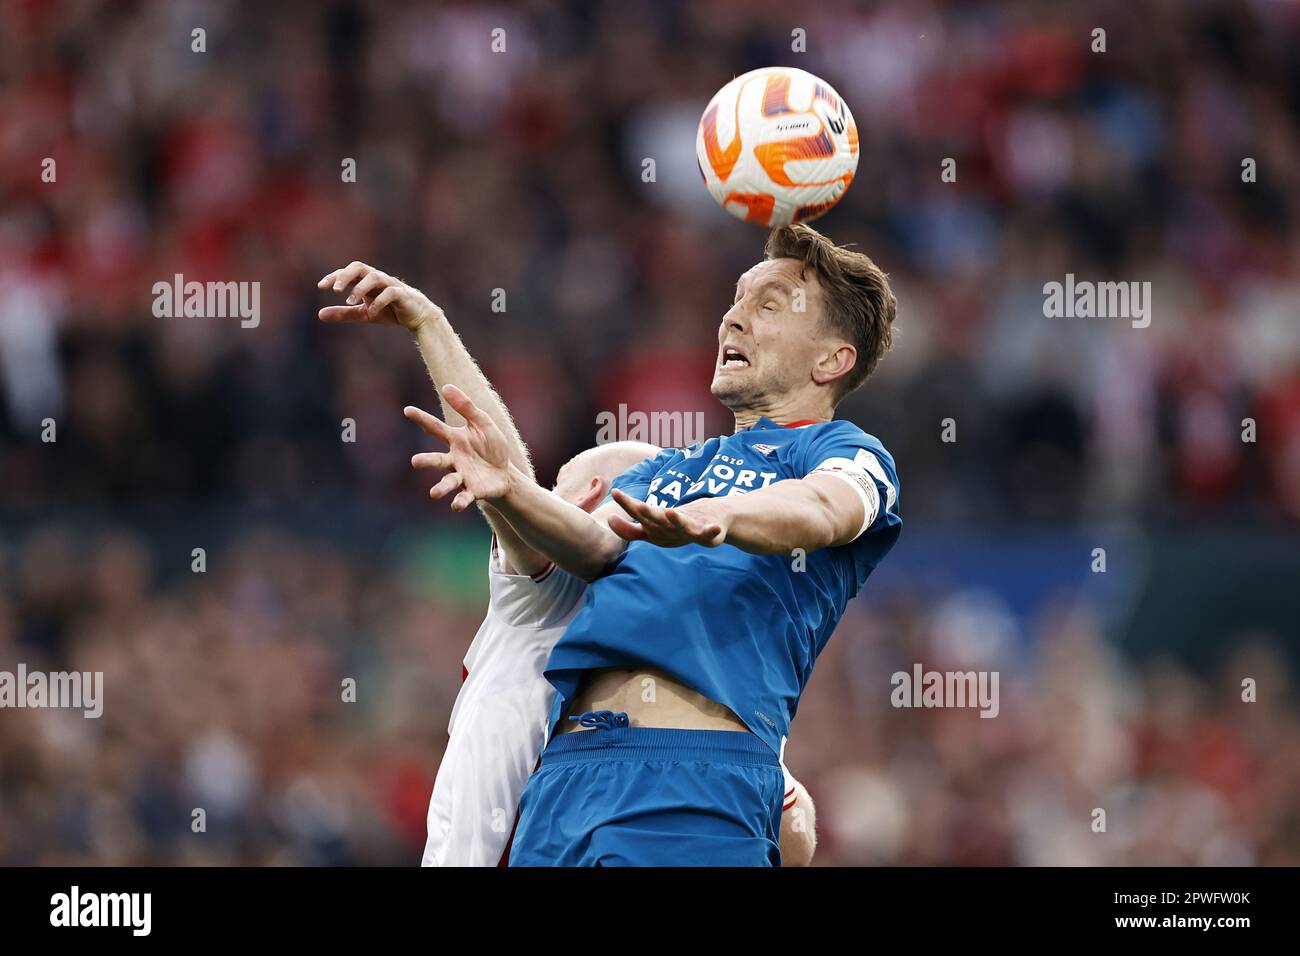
[317,262,532,474]
[318,262,547,575]
[607,473,866,555]
[408,386,628,581]
[779,778,817,867]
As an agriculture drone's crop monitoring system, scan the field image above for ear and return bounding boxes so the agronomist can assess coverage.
[812,343,857,389]
[575,475,608,513]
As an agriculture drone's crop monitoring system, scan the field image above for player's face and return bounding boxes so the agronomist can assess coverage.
[711,258,829,409]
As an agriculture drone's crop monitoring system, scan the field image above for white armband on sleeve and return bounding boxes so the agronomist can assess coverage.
[809,455,882,541]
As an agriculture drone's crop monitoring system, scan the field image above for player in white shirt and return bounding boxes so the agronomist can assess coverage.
[317,262,817,866]
[425,442,651,866]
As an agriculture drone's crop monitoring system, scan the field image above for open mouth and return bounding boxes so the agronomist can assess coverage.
[720,345,751,370]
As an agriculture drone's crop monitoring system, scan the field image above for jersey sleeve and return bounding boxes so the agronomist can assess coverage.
[602,446,679,505]
[797,421,901,543]
[486,535,588,629]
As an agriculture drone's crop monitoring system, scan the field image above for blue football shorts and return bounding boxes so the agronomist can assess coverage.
[508,712,783,867]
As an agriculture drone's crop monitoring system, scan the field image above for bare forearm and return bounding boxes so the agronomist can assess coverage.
[412,315,545,572]
[694,479,844,555]
[319,263,547,571]
[493,465,627,581]
[321,264,533,484]
[414,317,533,480]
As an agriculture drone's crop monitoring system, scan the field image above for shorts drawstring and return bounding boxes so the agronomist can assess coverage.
[568,709,630,730]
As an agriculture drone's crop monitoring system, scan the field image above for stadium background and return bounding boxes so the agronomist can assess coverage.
[2,0,1299,865]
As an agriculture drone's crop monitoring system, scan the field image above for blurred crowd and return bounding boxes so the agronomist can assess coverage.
[2,0,1299,522]
[1,0,1299,864]
[802,596,1300,865]
[1,526,1296,865]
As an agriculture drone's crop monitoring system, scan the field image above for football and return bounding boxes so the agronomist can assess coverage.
[695,66,859,228]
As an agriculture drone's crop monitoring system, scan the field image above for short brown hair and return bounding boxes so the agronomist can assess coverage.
[764,223,897,400]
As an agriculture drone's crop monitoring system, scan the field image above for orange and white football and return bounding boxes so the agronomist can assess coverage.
[696,66,859,228]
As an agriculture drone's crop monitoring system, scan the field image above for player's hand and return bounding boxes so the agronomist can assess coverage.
[607,489,728,548]
[317,262,442,333]
[407,385,513,510]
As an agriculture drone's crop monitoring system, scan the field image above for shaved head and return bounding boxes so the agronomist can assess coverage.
[554,441,661,510]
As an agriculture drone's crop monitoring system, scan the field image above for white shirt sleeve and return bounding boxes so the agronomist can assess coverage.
[428,541,588,866]
[485,537,587,630]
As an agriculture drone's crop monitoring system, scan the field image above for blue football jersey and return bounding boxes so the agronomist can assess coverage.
[544,416,902,756]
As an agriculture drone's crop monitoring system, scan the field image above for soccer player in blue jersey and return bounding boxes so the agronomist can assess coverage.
[407,223,900,866]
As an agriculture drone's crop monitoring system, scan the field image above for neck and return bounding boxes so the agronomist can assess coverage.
[730,395,834,432]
